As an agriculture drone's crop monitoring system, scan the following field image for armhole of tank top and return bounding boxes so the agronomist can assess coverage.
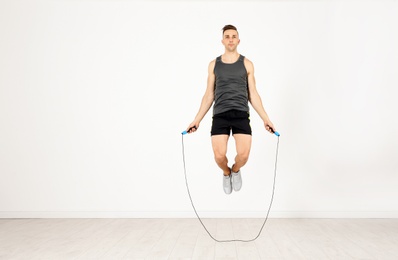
[214,56,221,73]
[240,55,248,77]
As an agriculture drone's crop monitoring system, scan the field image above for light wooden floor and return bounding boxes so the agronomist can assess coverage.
[0,218,397,259]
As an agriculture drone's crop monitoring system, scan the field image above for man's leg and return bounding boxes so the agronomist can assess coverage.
[211,135,231,176]
[231,134,252,173]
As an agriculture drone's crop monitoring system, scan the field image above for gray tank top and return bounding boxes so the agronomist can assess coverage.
[213,54,249,115]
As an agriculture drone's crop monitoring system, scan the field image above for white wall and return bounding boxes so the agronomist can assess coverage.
[1,0,397,218]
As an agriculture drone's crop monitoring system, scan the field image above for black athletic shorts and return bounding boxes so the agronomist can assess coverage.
[211,110,252,136]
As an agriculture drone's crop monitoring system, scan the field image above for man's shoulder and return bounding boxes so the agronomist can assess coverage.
[243,57,254,72]
[207,59,217,73]
[243,56,253,65]
[208,59,217,68]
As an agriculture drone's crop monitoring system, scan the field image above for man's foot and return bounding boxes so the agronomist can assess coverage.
[231,169,242,191]
[223,172,232,194]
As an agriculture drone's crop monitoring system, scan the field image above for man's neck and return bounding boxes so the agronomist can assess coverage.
[222,51,240,63]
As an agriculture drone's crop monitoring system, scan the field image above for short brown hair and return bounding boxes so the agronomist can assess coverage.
[222,24,238,35]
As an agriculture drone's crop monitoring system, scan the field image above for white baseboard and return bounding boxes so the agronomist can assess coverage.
[1,211,398,218]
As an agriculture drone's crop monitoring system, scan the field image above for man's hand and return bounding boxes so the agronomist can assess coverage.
[186,122,199,134]
[264,121,276,134]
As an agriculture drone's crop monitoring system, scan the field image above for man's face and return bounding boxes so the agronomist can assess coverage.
[222,29,240,51]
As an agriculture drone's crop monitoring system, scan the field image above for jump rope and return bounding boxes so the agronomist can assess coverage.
[181,126,280,242]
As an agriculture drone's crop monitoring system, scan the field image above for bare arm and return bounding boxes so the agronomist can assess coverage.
[186,60,216,133]
[244,58,276,134]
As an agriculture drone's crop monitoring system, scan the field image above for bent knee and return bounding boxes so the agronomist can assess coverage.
[214,153,227,163]
[237,152,250,163]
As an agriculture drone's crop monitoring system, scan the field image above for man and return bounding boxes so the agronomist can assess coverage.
[186,25,276,194]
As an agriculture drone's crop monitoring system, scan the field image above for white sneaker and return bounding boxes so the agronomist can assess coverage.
[231,170,242,191]
[223,174,232,194]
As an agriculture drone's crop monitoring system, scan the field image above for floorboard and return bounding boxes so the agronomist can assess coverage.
[0,218,397,259]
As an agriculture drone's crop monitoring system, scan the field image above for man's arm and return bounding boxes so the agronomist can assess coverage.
[186,60,216,133]
[245,58,276,133]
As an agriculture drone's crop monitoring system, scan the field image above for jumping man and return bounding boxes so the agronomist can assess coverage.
[186,25,276,194]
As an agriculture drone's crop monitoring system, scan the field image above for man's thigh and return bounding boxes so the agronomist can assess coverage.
[211,134,229,156]
[233,134,252,155]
